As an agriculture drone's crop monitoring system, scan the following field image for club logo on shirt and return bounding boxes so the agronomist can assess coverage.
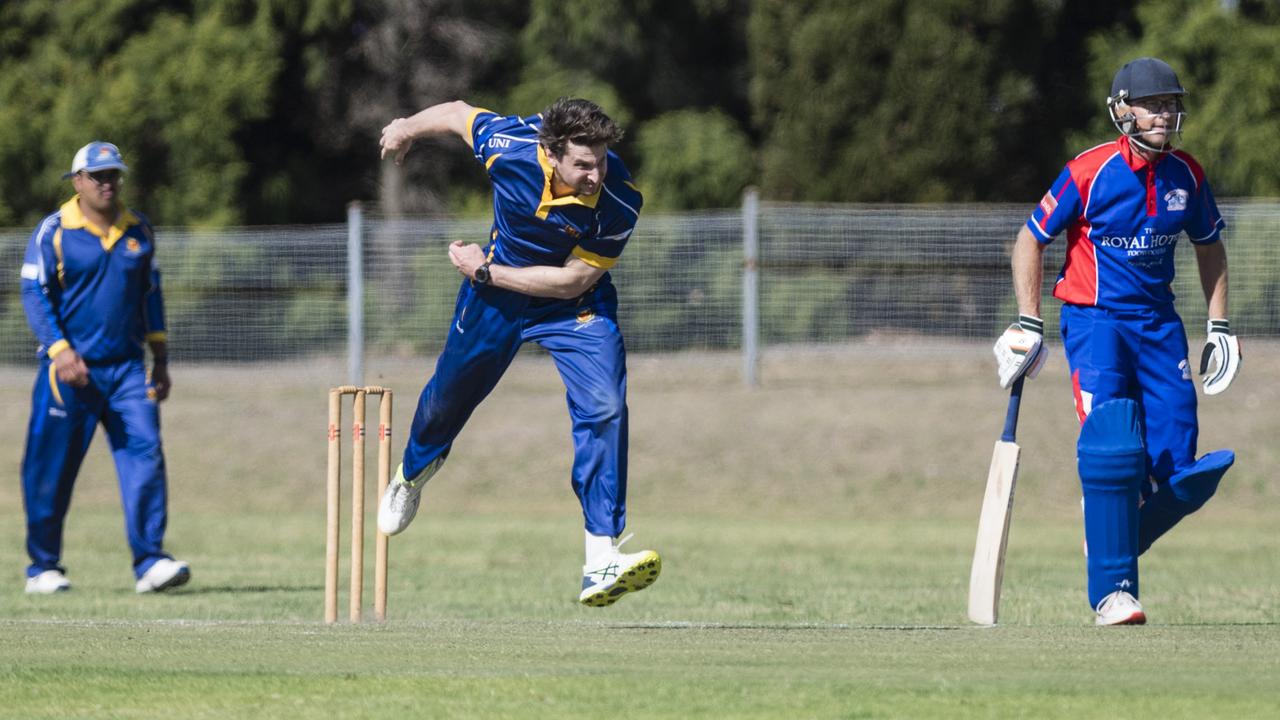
[126,238,142,255]
[562,225,582,239]
[1165,188,1188,212]
[574,307,600,331]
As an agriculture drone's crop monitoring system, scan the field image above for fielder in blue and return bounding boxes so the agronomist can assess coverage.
[994,58,1238,625]
[373,98,661,607]
[19,142,190,594]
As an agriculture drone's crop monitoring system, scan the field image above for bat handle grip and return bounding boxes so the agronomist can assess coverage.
[1001,376,1025,443]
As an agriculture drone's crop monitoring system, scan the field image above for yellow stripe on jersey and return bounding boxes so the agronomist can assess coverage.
[485,153,502,169]
[53,228,65,287]
[572,246,617,270]
[466,107,496,153]
[47,339,71,360]
[145,331,168,343]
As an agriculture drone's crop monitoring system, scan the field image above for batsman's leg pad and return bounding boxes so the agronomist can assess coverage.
[1078,399,1146,609]
[1138,449,1234,555]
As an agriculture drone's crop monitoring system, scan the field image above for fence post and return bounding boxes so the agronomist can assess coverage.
[347,201,364,386]
[742,188,760,388]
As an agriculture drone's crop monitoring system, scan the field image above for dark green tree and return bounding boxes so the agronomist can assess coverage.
[1080,0,1280,196]
[634,109,753,210]
[0,1,283,226]
[748,0,1145,203]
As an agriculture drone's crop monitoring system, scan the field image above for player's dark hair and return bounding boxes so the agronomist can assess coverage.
[537,98,624,158]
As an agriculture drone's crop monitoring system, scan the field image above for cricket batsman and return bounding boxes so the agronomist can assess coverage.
[373,97,661,607]
[993,57,1238,625]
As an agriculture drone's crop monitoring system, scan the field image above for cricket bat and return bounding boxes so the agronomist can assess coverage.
[967,376,1025,626]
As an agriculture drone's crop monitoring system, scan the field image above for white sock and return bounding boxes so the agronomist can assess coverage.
[585,531,614,567]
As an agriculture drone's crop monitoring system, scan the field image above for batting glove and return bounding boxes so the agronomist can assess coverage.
[1200,318,1241,396]
[994,314,1048,389]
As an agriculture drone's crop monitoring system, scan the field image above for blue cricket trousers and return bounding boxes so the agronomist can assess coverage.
[1062,303,1199,606]
[1062,303,1198,482]
[403,279,629,537]
[21,357,172,579]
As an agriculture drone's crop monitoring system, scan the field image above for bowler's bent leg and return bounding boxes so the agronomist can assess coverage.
[402,283,525,480]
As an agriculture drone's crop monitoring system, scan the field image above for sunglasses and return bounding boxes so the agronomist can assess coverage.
[1130,97,1183,115]
[80,169,124,185]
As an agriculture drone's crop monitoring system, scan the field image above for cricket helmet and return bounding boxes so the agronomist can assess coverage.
[1106,57,1187,153]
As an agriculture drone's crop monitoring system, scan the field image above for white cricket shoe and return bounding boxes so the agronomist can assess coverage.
[376,457,443,536]
[136,558,191,593]
[1095,590,1146,626]
[25,569,71,594]
[578,535,663,608]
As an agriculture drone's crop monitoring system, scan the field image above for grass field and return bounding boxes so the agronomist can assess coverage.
[2,345,1278,718]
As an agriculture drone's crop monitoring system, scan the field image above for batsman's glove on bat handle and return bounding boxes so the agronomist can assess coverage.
[1200,318,1241,396]
[994,314,1047,389]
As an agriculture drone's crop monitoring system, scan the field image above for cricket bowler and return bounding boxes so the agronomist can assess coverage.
[373,97,661,607]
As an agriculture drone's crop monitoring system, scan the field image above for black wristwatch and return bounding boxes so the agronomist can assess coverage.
[473,262,492,285]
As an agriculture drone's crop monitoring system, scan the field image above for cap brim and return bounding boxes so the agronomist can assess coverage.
[63,162,128,180]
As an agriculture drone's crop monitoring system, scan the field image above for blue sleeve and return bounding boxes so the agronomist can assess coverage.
[1026,166,1082,242]
[1186,177,1226,244]
[469,110,533,168]
[20,216,66,357]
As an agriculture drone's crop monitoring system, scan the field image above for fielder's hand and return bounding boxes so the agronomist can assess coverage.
[53,347,90,388]
[149,361,171,402]
[993,314,1047,389]
[1199,318,1241,395]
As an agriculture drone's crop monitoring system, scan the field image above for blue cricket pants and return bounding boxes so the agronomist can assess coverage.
[1062,303,1198,481]
[403,279,629,537]
[1062,303,1198,606]
[21,357,172,579]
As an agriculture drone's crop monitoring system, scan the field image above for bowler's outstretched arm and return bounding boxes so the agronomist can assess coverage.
[380,100,477,163]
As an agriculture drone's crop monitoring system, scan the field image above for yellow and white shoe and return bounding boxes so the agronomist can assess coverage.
[578,536,662,607]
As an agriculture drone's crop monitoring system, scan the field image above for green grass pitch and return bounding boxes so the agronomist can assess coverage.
[2,347,1278,718]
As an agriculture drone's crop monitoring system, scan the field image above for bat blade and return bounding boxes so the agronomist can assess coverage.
[968,438,1021,625]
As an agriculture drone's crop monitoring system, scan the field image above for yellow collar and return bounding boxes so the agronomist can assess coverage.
[60,196,138,251]
[535,145,601,220]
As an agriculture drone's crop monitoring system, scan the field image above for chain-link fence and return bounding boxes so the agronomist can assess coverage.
[3,200,1278,366]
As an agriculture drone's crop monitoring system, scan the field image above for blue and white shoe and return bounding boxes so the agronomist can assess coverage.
[578,535,662,607]
[25,569,71,594]
[1095,590,1146,626]
[136,558,191,593]
[376,457,444,536]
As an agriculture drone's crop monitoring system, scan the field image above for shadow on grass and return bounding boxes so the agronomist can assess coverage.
[612,622,966,631]
[176,584,323,595]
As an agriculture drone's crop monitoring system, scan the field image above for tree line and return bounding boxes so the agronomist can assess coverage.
[1,0,1277,228]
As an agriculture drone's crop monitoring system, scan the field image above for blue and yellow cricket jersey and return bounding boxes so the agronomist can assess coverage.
[20,196,166,362]
[468,109,643,274]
